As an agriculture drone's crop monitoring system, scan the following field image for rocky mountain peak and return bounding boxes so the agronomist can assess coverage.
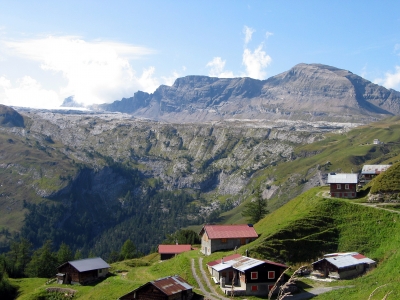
[0,104,25,127]
[96,63,400,123]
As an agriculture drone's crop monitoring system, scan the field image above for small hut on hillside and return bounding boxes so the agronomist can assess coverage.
[56,257,110,285]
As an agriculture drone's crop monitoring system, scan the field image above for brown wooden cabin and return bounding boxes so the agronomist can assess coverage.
[56,257,110,285]
[119,275,193,300]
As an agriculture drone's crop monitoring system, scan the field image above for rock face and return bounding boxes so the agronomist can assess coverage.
[61,96,84,108]
[0,104,24,127]
[97,63,400,123]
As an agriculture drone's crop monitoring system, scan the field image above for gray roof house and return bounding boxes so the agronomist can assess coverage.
[312,252,376,279]
[208,255,288,296]
[327,173,358,198]
[56,257,110,285]
[360,164,392,185]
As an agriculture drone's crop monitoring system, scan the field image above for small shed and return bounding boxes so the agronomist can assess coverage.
[158,244,192,260]
[119,275,193,300]
[312,252,376,279]
[327,173,358,198]
[56,257,110,285]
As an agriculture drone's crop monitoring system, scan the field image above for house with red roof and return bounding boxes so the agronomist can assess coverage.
[199,224,258,255]
[207,255,288,296]
[312,252,376,279]
[158,244,192,260]
[118,275,193,300]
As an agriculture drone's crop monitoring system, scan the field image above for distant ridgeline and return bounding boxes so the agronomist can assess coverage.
[95,63,400,123]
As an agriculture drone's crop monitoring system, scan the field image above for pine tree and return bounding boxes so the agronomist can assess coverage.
[74,249,82,260]
[25,240,57,278]
[7,238,32,277]
[241,186,269,224]
[120,239,136,260]
[57,242,73,265]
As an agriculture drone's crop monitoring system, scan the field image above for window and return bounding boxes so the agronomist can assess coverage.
[98,269,102,274]
[336,184,341,189]
[345,184,349,190]
[268,271,275,279]
[268,285,275,291]
[251,285,258,291]
[221,238,227,243]
[251,272,258,279]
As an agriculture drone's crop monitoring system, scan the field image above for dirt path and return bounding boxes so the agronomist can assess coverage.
[190,257,230,300]
[198,257,230,300]
[191,258,219,300]
[356,202,400,214]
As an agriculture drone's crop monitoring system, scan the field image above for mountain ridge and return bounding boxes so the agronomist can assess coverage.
[94,63,400,123]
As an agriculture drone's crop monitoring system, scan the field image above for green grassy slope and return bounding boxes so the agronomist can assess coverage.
[369,161,400,194]
[221,116,400,225]
[12,186,400,299]
[243,187,400,299]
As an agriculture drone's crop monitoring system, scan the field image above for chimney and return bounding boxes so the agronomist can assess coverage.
[246,249,249,257]
[221,258,224,264]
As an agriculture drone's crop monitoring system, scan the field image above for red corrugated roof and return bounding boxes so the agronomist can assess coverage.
[264,259,289,268]
[152,276,192,296]
[201,224,258,239]
[158,244,191,254]
[207,254,242,267]
[352,254,367,260]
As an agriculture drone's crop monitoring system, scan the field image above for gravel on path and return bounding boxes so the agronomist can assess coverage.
[191,258,219,300]
[198,257,230,300]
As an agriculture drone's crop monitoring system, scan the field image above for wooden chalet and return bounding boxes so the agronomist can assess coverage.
[158,244,192,260]
[327,173,358,198]
[312,252,376,279]
[119,275,193,300]
[359,164,391,186]
[199,224,258,255]
[207,255,288,296]
[56,257,110,285]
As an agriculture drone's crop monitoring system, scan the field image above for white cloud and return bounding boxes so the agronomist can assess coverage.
[205,27,272,80]
[242,45,272,79]
[265,31,273,39]
[2,36,158,107]
[162,69,184,86]
[0,76,59,108]
[206,57,234,78]
[375,66,400,90]
[243,26,255,45]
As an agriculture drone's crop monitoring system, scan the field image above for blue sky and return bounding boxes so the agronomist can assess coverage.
[0,1,399,108]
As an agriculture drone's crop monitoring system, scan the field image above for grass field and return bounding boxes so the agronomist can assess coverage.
[11,185,400,299]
